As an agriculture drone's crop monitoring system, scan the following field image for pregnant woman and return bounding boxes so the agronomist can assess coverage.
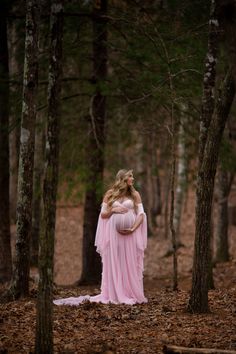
[54,169,147,305]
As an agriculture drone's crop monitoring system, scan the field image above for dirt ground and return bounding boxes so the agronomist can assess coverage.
[1,189,236,353]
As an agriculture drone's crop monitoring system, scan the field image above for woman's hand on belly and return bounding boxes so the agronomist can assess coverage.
[118,227,134,235]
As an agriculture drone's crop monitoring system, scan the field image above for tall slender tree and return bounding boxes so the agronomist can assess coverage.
[8,0,40,299]
[35,0,64,352]
[8,19,22,223]
[31,112,45,266]
[0,1,12,283]
[188,67,235,312]
[173,104,188,245]
[187,0,220,313]
[214,0,236,263]
[79,0,107,285]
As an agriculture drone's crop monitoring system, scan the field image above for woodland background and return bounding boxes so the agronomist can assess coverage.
[0,0,236,353]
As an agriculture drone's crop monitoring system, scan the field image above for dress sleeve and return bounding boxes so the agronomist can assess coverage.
[94,202,110,255]
[101,202,107,213]
[135,203,147,251]
[137,203,145,215]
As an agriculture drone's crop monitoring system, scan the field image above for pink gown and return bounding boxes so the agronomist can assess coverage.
[53,199,148,306]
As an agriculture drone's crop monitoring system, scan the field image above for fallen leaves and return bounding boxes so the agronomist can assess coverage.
[1,284,236,353]
[1,198,236,353]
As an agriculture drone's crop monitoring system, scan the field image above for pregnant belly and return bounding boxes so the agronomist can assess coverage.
[113,211,136,232]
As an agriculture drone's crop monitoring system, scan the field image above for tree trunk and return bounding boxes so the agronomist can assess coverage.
[220,0,236,85]
[154,170,162,217]
[35,1,64,353]
[173,105,188,245]
[8,21,21,223]
[9,118,20,224]
[169,99,178,291]
[146,134,155,235]
[187,1,220,313]
[31,112,45,266]
[215,166,230,262]
[141,132,161,235]
[208,218,215,290]
[218,2,236,249]
[79,0,107,285]
[163,166,171,239]
[150,134,161,229]
[8,0,40,299]
[0,3,12,283]
[188,68,235,313]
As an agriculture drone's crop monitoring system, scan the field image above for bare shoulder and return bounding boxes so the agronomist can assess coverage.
[134,190,142,203]
[103,189,112,203]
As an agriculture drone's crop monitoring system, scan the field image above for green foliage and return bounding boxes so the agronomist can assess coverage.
[9,0,213,202]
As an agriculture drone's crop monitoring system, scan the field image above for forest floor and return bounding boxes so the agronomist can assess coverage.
[1,190,236,353]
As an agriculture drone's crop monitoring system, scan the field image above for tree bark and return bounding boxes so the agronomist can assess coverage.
[169,101,178,291]
[208,218,215,290]
[9,0,40,299]
[215,166,230,262]
[31,112,45,266]
[187,0,220,313]
[0,2,12,283]
[173,105,188,245]
[154,169,162,218]
[145,133,155,235]
[163,166,171,239]
[79,0,107,285]
[8,21,21,223]
[150,133,161,230]
[220,0,236,85]
[9,118,20,224]
[188,68,235,313]
[35,1,64,353]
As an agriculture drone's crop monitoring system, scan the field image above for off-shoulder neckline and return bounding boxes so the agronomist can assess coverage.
[117,198,132,203]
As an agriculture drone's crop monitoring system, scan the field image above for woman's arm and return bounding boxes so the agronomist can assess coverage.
[100,191,128,219]
[101,205,128,219]
[132,191,144,231]
[130,213,144,232]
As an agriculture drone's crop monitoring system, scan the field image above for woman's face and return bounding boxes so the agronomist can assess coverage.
[126,173,134,186]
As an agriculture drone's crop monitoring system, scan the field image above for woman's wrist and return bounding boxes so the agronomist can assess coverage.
[110,207,114,214]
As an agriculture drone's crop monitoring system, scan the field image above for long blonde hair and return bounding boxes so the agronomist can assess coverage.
[106,169,138,211]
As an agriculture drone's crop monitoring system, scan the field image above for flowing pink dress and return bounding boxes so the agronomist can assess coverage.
[53,199,148,306]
